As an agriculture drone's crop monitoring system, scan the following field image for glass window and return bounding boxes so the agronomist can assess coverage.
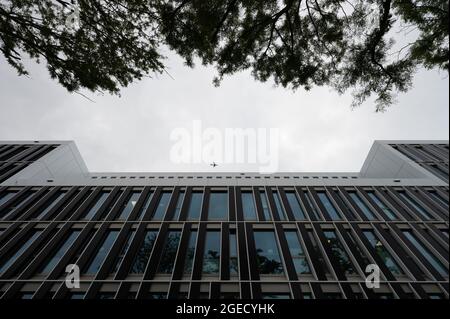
[242,192,257,220]
[0,191,17,207]
[152,192,171,220]
[230,229,239,275]
[259,191,272,221]
[187,192,203,221]
[402,230,448,277]
[349,192,376,220]
[304,191,321,220]
[323,230,357,275]
[111,230,136,273]
[285,231,311,274]
[84,230,119,275]
[367,192,397,220]
[307,230,331,275]
[184,230,198,274]
[172,190,185,221]
[34,191,66,220]
[253,231,284,275]
[398,192,432,220]
[208,192,228,220]
[262,293,291,299]
[135,190,154,220]
[0,229,43,273]
[272,191,287,220]
[317,192,342,220]
[202,231,221,275]
[286,192,306,220]
[130,230,158,274]
[427,191,449,208]
[117,192,141,220]
[363,231,403,275]
[156,231,181,274]
[82,192,109,220]
[39,230,81,275]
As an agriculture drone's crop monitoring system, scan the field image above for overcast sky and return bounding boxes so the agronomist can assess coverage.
[0,49,448,174]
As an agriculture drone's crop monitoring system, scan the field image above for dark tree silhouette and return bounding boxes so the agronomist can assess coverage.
[0,0,448,110]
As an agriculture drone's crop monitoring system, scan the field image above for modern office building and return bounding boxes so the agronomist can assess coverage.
[0,140,448,299]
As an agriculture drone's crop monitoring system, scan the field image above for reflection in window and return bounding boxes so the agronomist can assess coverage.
[398,192,432,220]
[172,190,185,221]
[349,192,376,220]
[230,229,239,275]
[317,192,342,220]
[253,231,284,275]
[242,192,257,220]
[0,191,16,207]
[402,230,448,277]
[111,230,136,273]
[84,230,119,275]
[363,231,403,275]
[208,192,228,220]
[259,191,272,221]
[202,231,221,275]
[0,229,43,273]
[136,190,154,220]
[367,192,397,220]
[82,192,109,220]
[130,230,158,274]
[152,192,171,220]
[262,293,291,299]
[187,192,203,221]
[307,230,331,275]
[33,192,66,220]
[285,231,311,274]
[272,191,287,220]
[117,192,141,220]
[323,230,357,275]
[286,192,306,220]
[156,231,181,274]
[427,191,449,208]
[184,230,197,274]
[304,192,321,220]
[39,230,81,275]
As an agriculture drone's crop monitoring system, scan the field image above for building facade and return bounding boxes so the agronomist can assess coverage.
[0,140,448,299]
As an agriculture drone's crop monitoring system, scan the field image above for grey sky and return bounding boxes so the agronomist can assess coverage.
[0,50,448,174]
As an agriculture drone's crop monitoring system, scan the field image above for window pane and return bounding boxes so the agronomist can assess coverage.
[156,231,181,274]
[111,230,136,273]
[202,231,220,275]
[259,191,272,221]
[285,231,310,274]
[349,192,376,220]
[367,192,397,220]
[253,231,284,275]
[84,230,119,275]
[317,192,342,220]
[152,192,171,220]
[130,230,158,274]
[398,192,432,220]
[184,230,197,274]
[117,192,141,220]
[82,192,109,220]
[34,191,66,220]
[272,191,287,220]
[304,192,321,220]
[286,192,306,220]
[402,230,448,277]
[187,192,203,221]
[0,191,16,207]
[242,192,257,220]
[0,230,43,273]
[323,230,357,275]
[208,192,228,220]
[230,230,239,275]
[136,190,154,220]
[39,230,81,275]
[172,190,185,221]
[363,231,403,275]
